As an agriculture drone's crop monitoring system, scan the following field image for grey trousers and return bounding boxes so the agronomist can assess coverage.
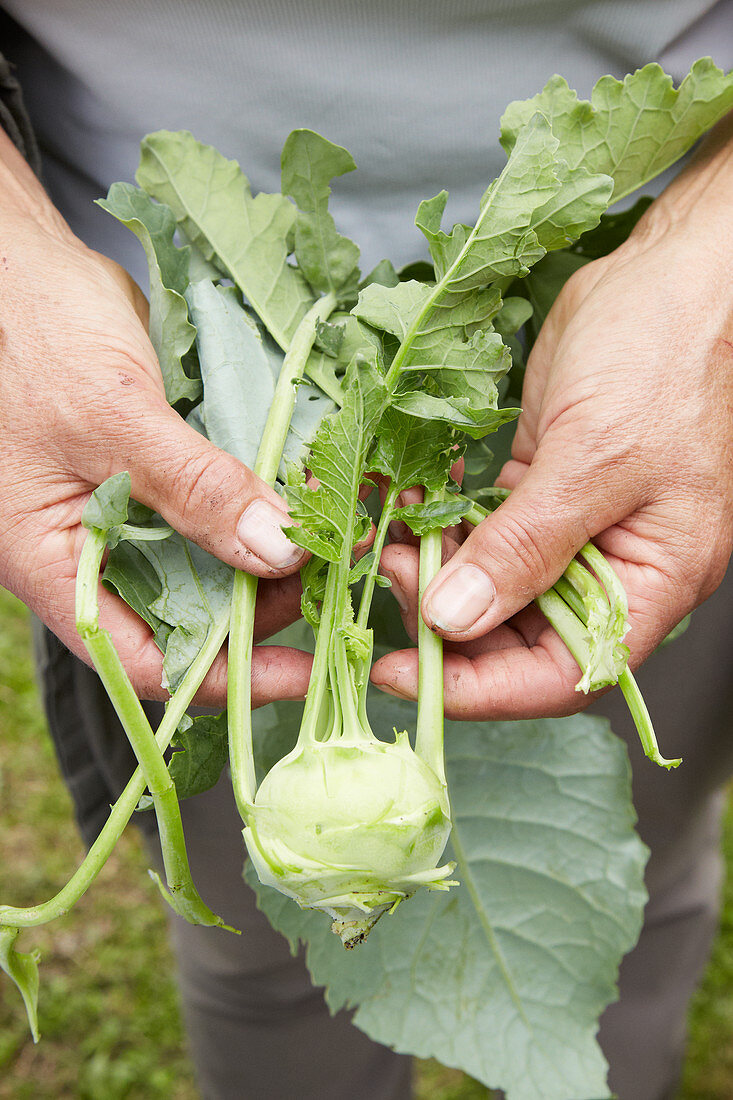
[33,562,733,1100]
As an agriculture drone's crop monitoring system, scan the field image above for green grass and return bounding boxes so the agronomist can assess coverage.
[0,587,730,1100]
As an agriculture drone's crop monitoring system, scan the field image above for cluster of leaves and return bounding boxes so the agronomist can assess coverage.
[2,59,732,1100]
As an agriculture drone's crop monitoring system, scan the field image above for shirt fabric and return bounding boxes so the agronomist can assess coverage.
[1,0,731,282]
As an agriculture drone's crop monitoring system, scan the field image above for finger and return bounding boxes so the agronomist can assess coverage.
[41,568,311,708]
[420,439,641,641]
[79,396,308,579]
[370,619,593,722]
[252,574,303,641]
[379,537,462,642]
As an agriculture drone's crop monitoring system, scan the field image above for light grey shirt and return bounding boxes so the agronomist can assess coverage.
[3,0,731,277]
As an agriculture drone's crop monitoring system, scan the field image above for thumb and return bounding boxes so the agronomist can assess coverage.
[421,449,621,639]
[111,402,306,578]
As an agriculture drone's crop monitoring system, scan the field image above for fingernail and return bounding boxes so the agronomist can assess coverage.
[236,500,304,569]
[425,565,495,633]
[389,520,409,542]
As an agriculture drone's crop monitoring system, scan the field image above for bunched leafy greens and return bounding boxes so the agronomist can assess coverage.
[2,59,732,1100]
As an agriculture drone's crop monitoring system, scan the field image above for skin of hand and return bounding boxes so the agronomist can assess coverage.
[0,129,311,706]
[371,114,733,721]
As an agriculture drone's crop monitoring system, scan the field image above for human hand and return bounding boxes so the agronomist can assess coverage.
[0,131,311,706]
[372,119,733,720]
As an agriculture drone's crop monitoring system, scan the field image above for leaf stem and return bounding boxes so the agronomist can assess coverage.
[461,497,680,768]
[228,292,337,816]
[0,587,231,928]
[415,489,447,785]
[356,481,400,630]
[76,530,233,929]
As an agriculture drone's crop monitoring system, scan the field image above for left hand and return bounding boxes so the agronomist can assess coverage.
[371,117,733,720]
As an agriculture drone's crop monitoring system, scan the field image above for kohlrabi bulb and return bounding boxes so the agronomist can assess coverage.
[243,728,454,946]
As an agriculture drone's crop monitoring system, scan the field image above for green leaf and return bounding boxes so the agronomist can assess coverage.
[281,381,336,475]
[122,533,233,691]
[184,279,336,480]
[417,117,608,289]
[394,497,472,534]
[493,296,534,339]
[169,712,229,799]
[286,356,389,561]
[136,130,315,350]
[281,129,360,299]
[250,707,648,1100]
[185,279,276,471]
[353,279,434,339]
[359,257,400,289]
[391,392,520,439]
[500,60,733,203]
[103,540,172,652]
[81,472,131,536]
[314,319,345,357]
[97,184,200,405]
[0,927,41,1042]
[370,408,458,493]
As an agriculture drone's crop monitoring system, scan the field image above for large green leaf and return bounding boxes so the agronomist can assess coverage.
[125,534,233,692]
[500,59,733,202]
[185,279,276,472]
[416,117,611,291]
[136,130,315,350]
[97,184,200,405]
[281,129,360,299]
[250,707,648,1100]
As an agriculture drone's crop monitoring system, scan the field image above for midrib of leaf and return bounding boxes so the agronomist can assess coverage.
[384,192,512,389]
[143,144,298,352]
[447,819,529,1025]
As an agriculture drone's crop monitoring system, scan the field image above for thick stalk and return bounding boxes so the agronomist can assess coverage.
[76,531,232,928]
[554,573,681,770]
[462,499,680,768]
[0,593,231,928]
[415,490,446,784]
[296,565,339,744]
[356,481,400,630]
[228,292,337,815]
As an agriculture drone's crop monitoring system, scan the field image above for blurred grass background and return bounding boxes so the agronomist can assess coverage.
[1,587,731,1100]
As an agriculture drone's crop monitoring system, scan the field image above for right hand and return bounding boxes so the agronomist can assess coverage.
[0,132,311,706]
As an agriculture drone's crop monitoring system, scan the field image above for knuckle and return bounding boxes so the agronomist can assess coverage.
[492,510,554,589]
[167,444,244,528]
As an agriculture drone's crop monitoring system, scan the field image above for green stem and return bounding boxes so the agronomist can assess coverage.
[297,565,340,745]
[415,489,447,784]
[554,572,681,770]
[0,584,231,929]
[618,668,682,770]
[462,499,680,769]
[228,292,337,816]
[356,481,400,630]
[533,589,594,671]
[75,531,233,929]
